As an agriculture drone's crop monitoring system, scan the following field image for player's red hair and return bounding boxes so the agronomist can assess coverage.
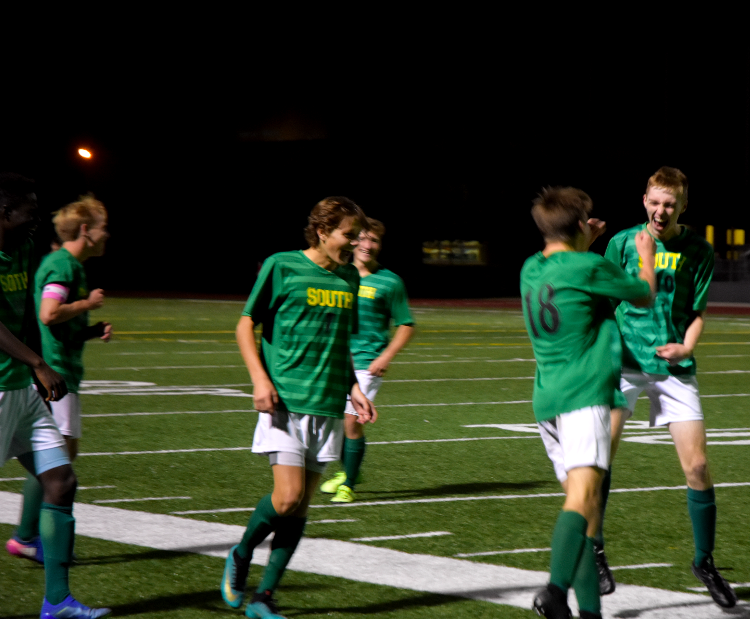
[646,167,688,200]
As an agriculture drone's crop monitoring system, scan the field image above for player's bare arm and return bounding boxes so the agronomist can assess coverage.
[656,312,705,364]
[39,288,105,326]
[236,315,278,413]
[0,320,67,401]
[586,218,607,247]
[631,229,657,306]
[367,324,415,376]
[350,381,377,424]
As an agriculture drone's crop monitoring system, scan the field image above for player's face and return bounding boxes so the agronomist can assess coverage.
[320,217,361,266]
[355,230,382,264]
[643,186,686,241]
[2,194,40,247]
[86,214,109,256]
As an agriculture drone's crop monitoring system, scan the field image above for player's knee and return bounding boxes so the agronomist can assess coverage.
[685,457,709,484]
[41,465,77,506]
[274,489,305,516]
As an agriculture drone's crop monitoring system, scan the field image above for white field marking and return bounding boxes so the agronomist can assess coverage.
[308,519,358,524]
[351,531,452,542]
[107,351,240,356]
[0,492,736,618]
[82,410,254,418]
[0,477,25,482]
[624,431,750,445]
[455,547,551,558]
[79,380,251,398]
[689,582,750,590]
[702,369,750,374]
[90,365,244,371]
[705,354,750,358]
[368,436,539,445]
[79,447,254,457]
[92,496,192,504]
[611,563,673,571]
[377,400,532,408]
[78,485,116,490]
[172,507,255,515]
[388,376,534,383]
[389,358,531,365]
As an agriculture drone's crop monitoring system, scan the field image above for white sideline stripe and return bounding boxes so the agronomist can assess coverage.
[93,365,245,371]
[0,477,25,482]
[389,359,532,365]
[611,563,673,571]
[687,582,750,592]
[351,531,452,542]
[309,519,358,524]
[82,410,254,418]
[388,376,534,383]
[377,400,532,408]
[172,507,255,515]
[368,436,539,445]
[0,491,735,618]
[455,547,551,557]
[92,496,191,504]
[79,485,116,490]
[80,447,254,456]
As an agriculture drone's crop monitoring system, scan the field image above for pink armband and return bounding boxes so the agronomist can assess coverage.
[42,283,70,302]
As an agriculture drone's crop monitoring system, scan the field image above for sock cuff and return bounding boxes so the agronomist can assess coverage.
[344,436,366,450]
[560,509,588,532]
[259,493,280,518]
[687,487,716,503]
[41,503,73,516]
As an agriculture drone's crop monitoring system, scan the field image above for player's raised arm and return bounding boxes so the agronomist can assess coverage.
[632,229,657,306]
[236,315,277,413]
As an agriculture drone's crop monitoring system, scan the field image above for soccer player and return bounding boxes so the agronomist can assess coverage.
[7,195,112,564]
[221,197,377,619]
[0,173,110,618]
[521,187,655,619]
[319,218,415,503]
[603,167,737,609]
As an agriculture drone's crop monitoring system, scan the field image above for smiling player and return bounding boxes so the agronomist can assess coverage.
[320,218,415,503]
[603,167,736,608]
[221,197,377,619]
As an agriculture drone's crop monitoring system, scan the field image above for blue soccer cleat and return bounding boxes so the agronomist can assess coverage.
[6,534,44,564]
[40,595,111,618]
[245,590,285,618]
[222,544,250,608]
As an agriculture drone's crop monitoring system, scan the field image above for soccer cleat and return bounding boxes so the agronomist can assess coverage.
[330,484,355,503]
[221,544,251,609]
[320,471,347,494]
[691,557,737,608]
[40,595,111,618]
[6,534,44,564]
[594,542,615,595]
[532,584,571,619]
[245,590,285,618]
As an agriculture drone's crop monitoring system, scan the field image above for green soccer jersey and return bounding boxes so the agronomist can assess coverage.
[521,251,651,421]
[242,250,360,418]
[605,224,714,376]
[351,266,414,371]
[0,241,35,391]
[35,248,90,393]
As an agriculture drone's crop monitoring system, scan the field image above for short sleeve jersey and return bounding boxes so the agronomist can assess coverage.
[0,241,35,391]
[242,251,360,418]
[35,248,89,393]
[351,266,414,371]
[521,251,650,421]
[605,224,714,376]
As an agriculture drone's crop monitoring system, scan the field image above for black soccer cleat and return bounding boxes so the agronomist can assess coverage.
[691,557,737,608]
[532,583,572,619]
[246,589,284,618]
[594,542,616,595]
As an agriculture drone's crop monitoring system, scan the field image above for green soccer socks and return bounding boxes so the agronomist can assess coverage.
[16,473,43,541]
[550,510,588,592]
[256,516,307,594]
[40,503,75,605]
[343,437,366,490]
[237,494,280,561]
[687,486,716,567]
[595,466,612,546]
[572,537,601,615]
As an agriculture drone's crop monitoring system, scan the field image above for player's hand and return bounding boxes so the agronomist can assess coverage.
[87,288,105,310]
[34,362,68,402]
[635,230,656,262]
[655,343,691,365]
[99,322,113,342]
[350,383,377,424]
[587,218,607,244]
[253,376,279,414]
[367,356,390,377]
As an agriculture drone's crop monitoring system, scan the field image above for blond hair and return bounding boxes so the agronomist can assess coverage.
[53,195,107,242]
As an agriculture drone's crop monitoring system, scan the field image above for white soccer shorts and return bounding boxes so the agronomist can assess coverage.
[252,409,343,473]
[0,386,66,465]
[619,369,703,427]
[50,393,82,439]
[344,370,383,416]
[538,405,611,483]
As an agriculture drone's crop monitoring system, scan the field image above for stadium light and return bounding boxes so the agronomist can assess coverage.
[78,148,92,159]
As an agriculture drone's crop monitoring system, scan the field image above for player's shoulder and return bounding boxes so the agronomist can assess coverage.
[610,224,644,244]
[679,227,713,255]
[369,266,403,285]
[37,248,76,278]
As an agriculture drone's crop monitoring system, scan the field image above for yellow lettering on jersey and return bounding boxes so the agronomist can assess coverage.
[359,285,376,299]
[307,287,353,309]
[0,271,28,293]
[344,292,353,308]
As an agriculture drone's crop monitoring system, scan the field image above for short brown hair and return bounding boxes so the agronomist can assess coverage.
[531,187,593,242]
[53,195,107,242]
[303,196,367,247]
[365,217,385,239]
[645,166,688,200]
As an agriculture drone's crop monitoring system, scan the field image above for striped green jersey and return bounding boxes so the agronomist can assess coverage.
[0,241,35,391]
[351,266,414,371]
[242,251,360,418]
[605,224,714,376]
[521,251,650,421]
[35,248,89,393]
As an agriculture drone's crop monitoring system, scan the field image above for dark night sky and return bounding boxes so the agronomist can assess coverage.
[2,33,748,298]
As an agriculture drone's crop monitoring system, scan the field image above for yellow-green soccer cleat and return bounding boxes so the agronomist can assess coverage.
[331,485,355,503]
[320,471,347,494]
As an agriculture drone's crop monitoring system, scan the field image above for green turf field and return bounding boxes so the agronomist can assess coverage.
[1,298,749,617]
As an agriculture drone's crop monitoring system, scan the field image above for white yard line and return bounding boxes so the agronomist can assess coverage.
[0,491,740,618]
[92,496,191,504]
[82,409,254,418]
[351,531,452,542]
[455,548,551,558]
[79,485,116,490]
[611,563,673,571]
[0,477,25,482]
